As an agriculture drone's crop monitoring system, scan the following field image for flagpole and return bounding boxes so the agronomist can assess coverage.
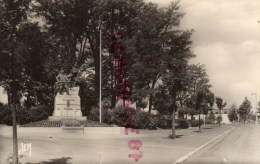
[99,18,102,123]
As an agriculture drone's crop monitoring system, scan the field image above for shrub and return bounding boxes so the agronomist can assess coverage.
[157,115,172,129]
[108,107,158,129]
[216,116,222,124]
[110,106,124,126]
[119,107,137,128]
[102,109,113,124]
[0,104,12,125]
[109,106,137,128]
[147,115,158,130]
[134,111,149,129]
[88,106,113,124]
[177,119,189,129]
[18,105,49,125]
[134,111,158,130]
[0,104,49,125]
[189,119,203,127]
[205,119,212,124]
[88,106,99,122]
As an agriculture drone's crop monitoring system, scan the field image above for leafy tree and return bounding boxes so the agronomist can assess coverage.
[32,0,147,111]
[238,97,252,124]
[206,92,215,127]
[193,89,214,130]
[185,64,211,96]
[180,64,212,123]
[202,106,210,121]
[215,97,227,126]
[247,111,255,123]
[195,90,205,132]
[31,0,199,120]
[0,0,31,163]
[189,108,197,120]
[32,0,102,112]
[161,29,195,139]
[178,106,190,119]
[16,22,56,114]
[128,1,183,113]
[228,104,238,123]
[208,111,215,124]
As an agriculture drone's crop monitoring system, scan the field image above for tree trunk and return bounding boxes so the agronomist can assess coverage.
[198,110,201,132]
[148,79,157,113]
[219,109,221,126]
[172,110,176,139]
[210,110,213,129]
[171,92,177,139]
[10,93,18,164]
[148,94,152,113]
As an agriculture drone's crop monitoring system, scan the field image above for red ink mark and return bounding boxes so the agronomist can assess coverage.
[108,31,142,162]
[124,128,140,135]
[106,32,123,41]
[116,91,131,100]
[118,99,132,107]
[107,32,132,106]
[128,151,143,162]
[128,140,142,150]
[119,80,132,89]
[115,68,129,78]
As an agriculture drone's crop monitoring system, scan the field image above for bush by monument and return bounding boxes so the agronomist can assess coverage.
[17,106,49,125]
[0,104,12,125]
[88,106,159,129]
[134,111,158,130]
[0,104,48,125]
[88,106,114,124]
[177,119,189,129]
[157,115,172,129]
[189,119,203,127]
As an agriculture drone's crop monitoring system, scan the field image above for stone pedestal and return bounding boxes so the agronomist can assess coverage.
[49,87,86,121]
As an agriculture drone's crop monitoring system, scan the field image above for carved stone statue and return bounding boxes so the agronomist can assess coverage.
[54,69,74,95]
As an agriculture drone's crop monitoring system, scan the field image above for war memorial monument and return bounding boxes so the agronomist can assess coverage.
[49,70,86,121]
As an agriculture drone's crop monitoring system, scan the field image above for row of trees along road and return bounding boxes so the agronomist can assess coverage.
[0,0,227,163]
[228,97,256,124]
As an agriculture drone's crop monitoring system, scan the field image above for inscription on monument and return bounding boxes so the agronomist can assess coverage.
[49,86,86,120]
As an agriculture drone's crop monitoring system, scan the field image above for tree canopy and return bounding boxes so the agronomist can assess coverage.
[238,97,252,123]
[0,0,217,141]
[228,104,238,123]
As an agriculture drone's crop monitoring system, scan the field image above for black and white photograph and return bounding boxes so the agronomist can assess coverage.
[0,0,260,163]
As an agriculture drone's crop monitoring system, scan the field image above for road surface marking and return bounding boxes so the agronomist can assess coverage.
[173,127,235,164]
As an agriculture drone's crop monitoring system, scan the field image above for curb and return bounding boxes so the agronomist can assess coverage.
[173,127,235,164]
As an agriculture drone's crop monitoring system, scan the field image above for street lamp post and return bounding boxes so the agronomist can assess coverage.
[252,93,257,124]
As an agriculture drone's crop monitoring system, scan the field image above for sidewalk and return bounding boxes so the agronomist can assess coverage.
[0,124,234,164]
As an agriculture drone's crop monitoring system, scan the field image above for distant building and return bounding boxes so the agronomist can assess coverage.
[212,108,231,124]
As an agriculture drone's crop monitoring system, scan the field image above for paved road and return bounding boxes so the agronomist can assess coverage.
[0,125,232,164]
[182,124,260,164]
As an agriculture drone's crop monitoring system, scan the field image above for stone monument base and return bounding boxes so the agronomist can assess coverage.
[48,116,87,121]
[52,87,86,121]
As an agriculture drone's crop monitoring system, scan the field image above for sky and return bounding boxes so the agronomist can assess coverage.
[1,0,260,111]
[148,0,260,110]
